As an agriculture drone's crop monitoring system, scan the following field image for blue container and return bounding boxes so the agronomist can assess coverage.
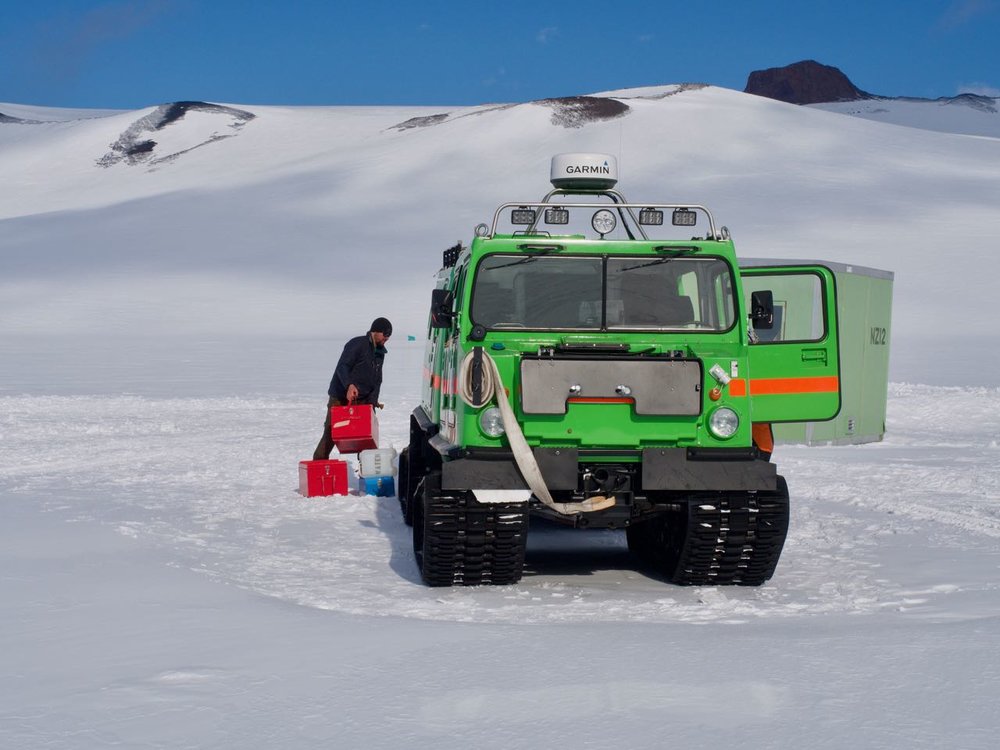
[356,475,395,497]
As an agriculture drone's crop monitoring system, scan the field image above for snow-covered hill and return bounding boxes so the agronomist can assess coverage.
[812,93,1000,138]
[2,84,1000,378]
[2,86,1000,748]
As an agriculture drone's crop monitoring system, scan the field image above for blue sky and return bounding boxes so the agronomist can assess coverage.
[2,0,998,108]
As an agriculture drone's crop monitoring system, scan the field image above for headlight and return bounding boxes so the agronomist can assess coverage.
[479,407,505,438]
[591,209,617,235]
[708,407,739,439]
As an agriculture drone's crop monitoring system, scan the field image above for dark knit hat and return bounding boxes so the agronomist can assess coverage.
[370,317,393,336]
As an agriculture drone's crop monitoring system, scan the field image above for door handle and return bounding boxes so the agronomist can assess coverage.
[801,348,828,364]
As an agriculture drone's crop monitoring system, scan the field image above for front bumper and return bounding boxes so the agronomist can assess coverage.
[441,447,776,493]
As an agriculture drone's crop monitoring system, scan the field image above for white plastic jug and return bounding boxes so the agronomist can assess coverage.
[359,447,397,477]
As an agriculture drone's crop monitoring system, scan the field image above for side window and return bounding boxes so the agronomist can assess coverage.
[453,266,467,314]
[744,272,825,343]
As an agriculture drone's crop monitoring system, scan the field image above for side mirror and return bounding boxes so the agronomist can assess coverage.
[430,288,455,328]
[750,290,774,330]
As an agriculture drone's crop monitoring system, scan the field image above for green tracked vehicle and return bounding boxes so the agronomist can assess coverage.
[399,154,845,587]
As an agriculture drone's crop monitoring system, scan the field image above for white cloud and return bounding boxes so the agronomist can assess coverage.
[536,26,558,43]
[482,67,507,88]
[937,0,997,30]
[32,0,179,83]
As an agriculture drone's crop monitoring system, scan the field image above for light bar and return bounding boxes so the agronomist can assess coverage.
[672,208,697,227]
[591,209,617,236]
[511,208,537,225]
[545,207,569,225]
[639,208,663,226]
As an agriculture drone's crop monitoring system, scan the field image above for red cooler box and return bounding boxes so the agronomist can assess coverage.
[299,459,350,497]
[330,404,378,453]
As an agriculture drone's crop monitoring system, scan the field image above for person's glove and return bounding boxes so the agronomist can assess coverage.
[376,402,384,410]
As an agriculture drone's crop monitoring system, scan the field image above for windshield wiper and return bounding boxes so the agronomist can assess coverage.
[618,247,699,272]
[488,256,541,270]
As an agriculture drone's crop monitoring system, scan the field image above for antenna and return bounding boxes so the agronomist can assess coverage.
[550,153,618,190]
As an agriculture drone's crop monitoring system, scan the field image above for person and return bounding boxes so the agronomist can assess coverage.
[313,317,392,461]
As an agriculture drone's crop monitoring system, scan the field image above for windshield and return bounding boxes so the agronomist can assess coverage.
[470,254,735,331]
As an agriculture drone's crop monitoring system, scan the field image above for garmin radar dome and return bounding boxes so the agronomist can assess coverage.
[550,153,619,190]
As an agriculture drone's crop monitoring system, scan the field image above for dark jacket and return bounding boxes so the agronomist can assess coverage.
[328,334,386,404]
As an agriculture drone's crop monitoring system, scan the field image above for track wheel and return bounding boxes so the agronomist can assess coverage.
[737,475,790,586]
[629,478,790,586]
[413,471,529,587]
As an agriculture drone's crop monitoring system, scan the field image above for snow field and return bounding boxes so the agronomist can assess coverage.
[3,378,997,626]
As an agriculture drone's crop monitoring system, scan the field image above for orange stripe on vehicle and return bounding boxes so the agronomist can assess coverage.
[729,378,747,396]
[748,376,840,395]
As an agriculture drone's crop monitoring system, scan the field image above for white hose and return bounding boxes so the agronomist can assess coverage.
[458,349,614,515]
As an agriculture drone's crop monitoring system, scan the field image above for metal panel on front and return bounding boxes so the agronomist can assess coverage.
[641,449,777,491]
[520,358,702,415]
[441,448,579,491]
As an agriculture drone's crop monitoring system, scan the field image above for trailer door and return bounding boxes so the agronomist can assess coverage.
[741,265,841,422]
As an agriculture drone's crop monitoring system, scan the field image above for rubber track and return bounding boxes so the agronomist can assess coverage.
[397,448,413,526]
[672,482,789,586]
[420,482,529,587]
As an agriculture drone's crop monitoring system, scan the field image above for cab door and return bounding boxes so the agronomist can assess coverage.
[740,265,840,422]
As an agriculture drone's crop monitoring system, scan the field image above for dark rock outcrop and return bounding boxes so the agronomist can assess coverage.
[536,96,630,128]
[744,60,870,104]
[391,113,450,130]
[0,111,40,124]
[98,101,255,167]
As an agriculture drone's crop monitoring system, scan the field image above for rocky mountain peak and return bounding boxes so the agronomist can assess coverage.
[744,60,870,104]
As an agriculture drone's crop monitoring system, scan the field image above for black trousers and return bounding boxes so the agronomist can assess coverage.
[313,396,347,460]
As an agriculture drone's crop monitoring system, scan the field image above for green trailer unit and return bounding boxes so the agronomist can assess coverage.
[399,153,864,588]
[741,259,894,445]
